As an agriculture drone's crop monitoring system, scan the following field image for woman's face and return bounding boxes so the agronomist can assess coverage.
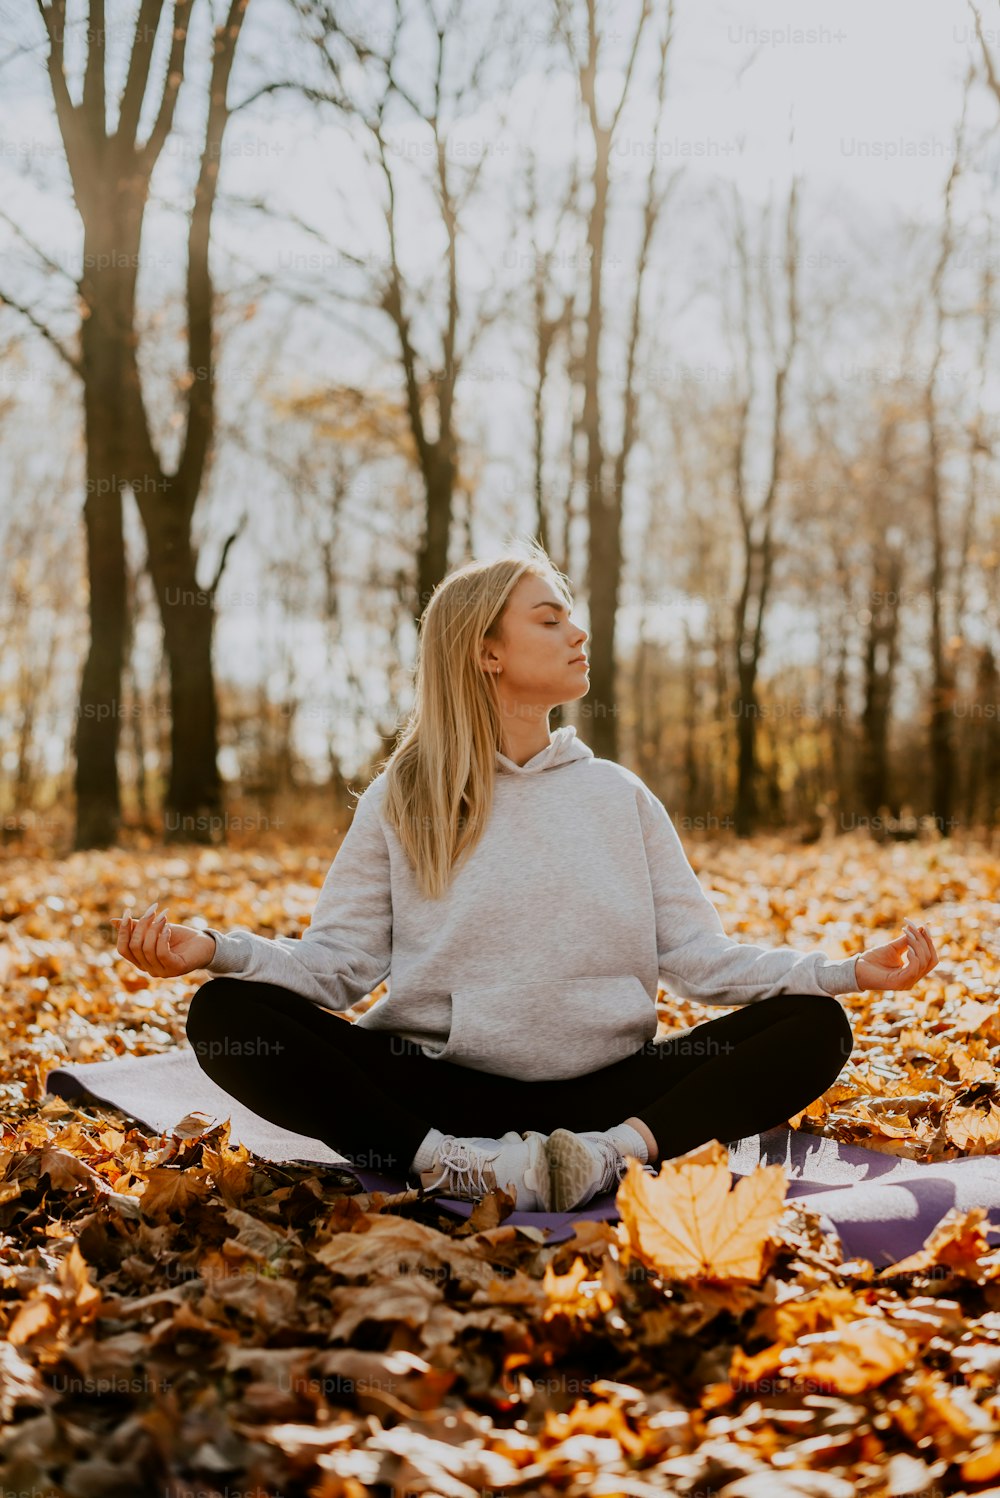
[483,573,590,709]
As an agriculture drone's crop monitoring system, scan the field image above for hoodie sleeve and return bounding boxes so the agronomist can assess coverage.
[637,785,858,1003]
[200,786,391,1011]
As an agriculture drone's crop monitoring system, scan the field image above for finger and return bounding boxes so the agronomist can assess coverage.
[888,932,916,988]
[137,900,157,933]
[154,915,173,966]
[127,904,157,969]
[131,901,157,960]
[915,923,938,966]
[902,922,927,967]
[904,930,924,969]
[117,910,134,959]
[141,909,165,966]
[908,921,934,970]
[903,928,932,982]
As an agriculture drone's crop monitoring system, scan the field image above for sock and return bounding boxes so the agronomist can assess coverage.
[605,1122,649,1164]
[409,1126,446,1175]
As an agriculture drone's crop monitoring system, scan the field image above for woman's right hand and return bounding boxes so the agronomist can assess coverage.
[111,902,217,978]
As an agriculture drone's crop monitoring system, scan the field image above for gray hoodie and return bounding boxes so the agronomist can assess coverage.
[204,726,859,1082]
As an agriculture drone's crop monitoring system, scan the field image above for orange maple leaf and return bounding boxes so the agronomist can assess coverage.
[616,1138,788,1282]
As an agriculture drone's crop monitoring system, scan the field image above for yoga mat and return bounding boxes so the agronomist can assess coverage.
[43,1047,1000,1266]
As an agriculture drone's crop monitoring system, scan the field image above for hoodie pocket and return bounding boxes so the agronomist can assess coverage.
[426,975,658,1082]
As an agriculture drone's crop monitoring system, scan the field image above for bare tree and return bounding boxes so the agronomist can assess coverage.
[0,406,84,840]
[520,146,580,573]
[5,0,251,847]
[808,382,913,825]
[954,180,997,827]
[922,76,973,837]
[858,444,906,821]
[555,0,676,760]
[724,173,802,836]
[274,0,519,624]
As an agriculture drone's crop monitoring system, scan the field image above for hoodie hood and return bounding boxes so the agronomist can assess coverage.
[495,724,594,776]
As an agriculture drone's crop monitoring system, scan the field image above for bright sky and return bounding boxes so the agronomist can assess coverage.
[1,0,997,776]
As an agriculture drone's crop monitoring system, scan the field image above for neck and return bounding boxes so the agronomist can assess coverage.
[497,715,556,767]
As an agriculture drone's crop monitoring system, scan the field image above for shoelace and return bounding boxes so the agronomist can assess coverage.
[424,1137,496,1198]
[595,1136,628,1194]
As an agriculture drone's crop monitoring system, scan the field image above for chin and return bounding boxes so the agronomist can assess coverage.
[552,675,589,706]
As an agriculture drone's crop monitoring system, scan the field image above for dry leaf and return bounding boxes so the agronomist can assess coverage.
[617,1139,788,1281]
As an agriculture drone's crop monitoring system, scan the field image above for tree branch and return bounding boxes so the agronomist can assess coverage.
[0,290,81,375]
[0,205,78,285]
[138,0,195,167]
[610,0,652,133]
[208,514,248,599]
[81,0,106,140]
[971,2,1000,109]
[35,0,94,190]
[117,0,166,148]
[613,1,677,502]
[176,0,249,508]
[230,79,348,113]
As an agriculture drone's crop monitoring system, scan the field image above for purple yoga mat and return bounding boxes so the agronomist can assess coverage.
[44,1046,1000,1266]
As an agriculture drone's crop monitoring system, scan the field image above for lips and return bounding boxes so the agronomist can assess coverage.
[569,656,588,665]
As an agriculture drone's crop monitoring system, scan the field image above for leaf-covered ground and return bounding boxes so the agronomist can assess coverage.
[3,831,1000,1497]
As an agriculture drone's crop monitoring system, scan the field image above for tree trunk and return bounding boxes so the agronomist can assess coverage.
[29,0,249,848]
[966,644,999,828]
[72,208,140,849]
[73,485,127,847]
[143,522,223,842]
[859,544,903,819]
[415,450,455,625]
[733,657,758,836]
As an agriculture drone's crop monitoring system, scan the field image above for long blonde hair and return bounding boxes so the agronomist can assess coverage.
[377,536,574,899]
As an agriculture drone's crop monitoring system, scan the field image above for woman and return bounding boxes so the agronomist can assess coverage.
[113,539,939,1213]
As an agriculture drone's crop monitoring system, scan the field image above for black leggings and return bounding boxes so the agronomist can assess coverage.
[185,979,854,1179]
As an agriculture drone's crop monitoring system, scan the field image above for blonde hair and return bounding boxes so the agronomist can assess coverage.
[376,536,574,899]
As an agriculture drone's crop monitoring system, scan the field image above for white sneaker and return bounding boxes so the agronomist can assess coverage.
[417,1129,552,1210]
[546,1127,640,1211]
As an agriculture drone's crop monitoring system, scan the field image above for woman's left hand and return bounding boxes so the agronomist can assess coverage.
[854,920,939,991]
